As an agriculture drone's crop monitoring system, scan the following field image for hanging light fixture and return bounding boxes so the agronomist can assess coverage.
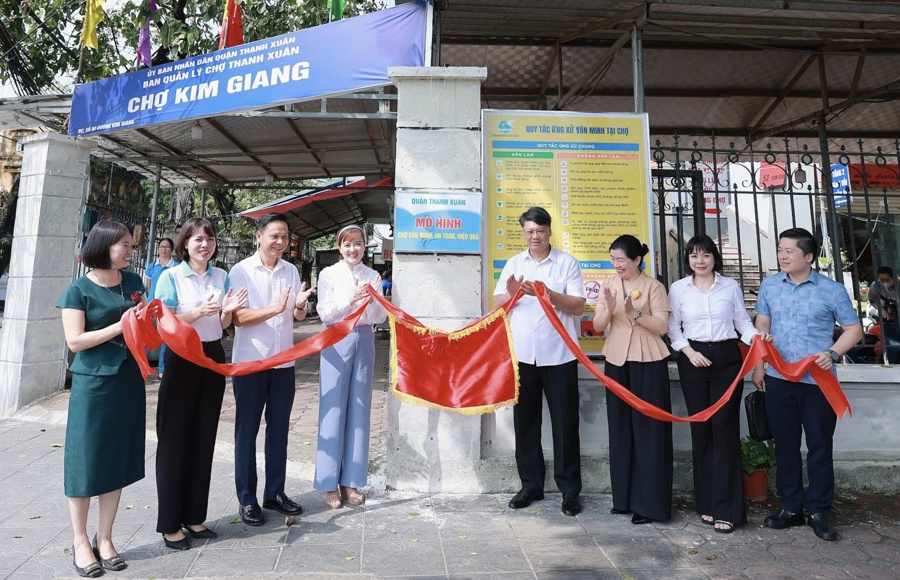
[191,121,203,140]
[264,170,275,185]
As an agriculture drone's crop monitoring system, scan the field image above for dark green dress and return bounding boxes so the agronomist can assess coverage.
[56,271,146,497]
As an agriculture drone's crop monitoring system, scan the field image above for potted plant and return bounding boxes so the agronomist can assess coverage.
[741,437,776,501]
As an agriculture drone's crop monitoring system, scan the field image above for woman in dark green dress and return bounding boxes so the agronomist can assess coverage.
[57,221,146,577]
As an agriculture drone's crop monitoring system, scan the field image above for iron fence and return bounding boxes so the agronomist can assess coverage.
[649,134,900,360]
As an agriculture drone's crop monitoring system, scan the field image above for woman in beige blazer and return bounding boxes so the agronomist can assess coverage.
[592,234,672,524]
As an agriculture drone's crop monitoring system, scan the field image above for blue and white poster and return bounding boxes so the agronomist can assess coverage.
[830,163,852,208]
[69,2,426,136]
[395,192,481,253]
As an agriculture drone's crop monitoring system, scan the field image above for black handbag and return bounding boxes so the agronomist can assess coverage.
[744,390,772,441]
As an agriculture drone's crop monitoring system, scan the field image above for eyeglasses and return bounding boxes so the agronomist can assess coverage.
[523,228,549,237]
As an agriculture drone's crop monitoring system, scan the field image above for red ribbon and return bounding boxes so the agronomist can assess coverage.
[529,282,851,421]
[123,286,851,421]
[123,298,371,379]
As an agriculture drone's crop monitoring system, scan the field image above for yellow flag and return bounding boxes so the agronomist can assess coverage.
[80,0,105,49]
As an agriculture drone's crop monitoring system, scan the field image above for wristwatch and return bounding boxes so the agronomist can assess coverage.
[826,348,839,361]
[633,310,643,320]
[547,289,552,298]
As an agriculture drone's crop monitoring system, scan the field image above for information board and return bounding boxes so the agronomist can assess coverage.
[482,110,654,353]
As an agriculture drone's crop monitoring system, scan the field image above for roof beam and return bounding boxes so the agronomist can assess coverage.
[558,4,647,44]
[753,77,900,141]
[206,117,274,181]
[751,54,817,133]
[556,26,634,110]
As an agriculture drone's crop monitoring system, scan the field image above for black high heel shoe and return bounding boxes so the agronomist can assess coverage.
[182,524,218,539]
[71,545,103,578]
[91,534,127,571]
[162,533,190,551]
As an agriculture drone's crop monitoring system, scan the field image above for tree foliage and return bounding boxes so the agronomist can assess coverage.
[1,0,383,94]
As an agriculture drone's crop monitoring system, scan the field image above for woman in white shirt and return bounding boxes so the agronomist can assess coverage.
[153,218,247,549]
[315,225,386,509]
[667,234,759,534]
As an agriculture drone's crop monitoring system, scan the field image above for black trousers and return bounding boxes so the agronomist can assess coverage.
[605,359,673,522]
[765,374,837,516]
[513,360,582,495]
[156,341,226,534]
[677,339,746,526]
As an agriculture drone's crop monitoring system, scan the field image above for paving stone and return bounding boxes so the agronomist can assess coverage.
[443,538,532,575]
[361,538,446,576]
[517,535,614,571]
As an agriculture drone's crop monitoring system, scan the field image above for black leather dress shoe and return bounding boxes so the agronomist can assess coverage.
[610,508,630,515]
[808,512,838,541]
[561,493,581,516]
[764,509,805,529]
[240,503,265,526]
[263,492,303,516]
[631,513,652,525]
[508,488,545,509]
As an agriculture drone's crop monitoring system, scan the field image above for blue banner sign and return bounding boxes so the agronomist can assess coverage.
[830,163,851,208]
[395,191,482,253]
[69,2,426,136]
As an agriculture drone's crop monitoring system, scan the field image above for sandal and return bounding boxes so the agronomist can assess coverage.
[700,515,714,525]
[714,520,735,534]
[340,486,365,506]
[325,491,343,510]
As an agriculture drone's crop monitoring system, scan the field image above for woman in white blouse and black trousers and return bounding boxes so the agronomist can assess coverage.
[667,234,759,534]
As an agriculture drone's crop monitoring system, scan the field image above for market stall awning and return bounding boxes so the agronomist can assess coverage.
[239,176,394,239]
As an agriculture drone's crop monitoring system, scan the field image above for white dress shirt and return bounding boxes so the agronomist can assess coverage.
[227,252,302,368]
[493,247,586,366]
[316,262,386,328]
[667,272,758,352]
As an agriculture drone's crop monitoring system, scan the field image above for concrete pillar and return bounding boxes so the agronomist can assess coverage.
[386,66,490,491]
[0,133,94,417]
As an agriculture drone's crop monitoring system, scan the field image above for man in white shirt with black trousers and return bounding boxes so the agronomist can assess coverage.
[493,206,587,517]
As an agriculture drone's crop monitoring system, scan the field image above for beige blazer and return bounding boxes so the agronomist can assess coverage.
[601,273,671,366]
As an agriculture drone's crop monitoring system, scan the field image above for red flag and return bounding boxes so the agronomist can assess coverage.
[218,0,244,50]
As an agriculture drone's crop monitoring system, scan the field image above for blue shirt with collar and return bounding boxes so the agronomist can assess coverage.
[756,270,858,384]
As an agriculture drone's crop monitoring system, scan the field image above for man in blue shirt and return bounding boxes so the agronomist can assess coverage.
[751,228,861,541]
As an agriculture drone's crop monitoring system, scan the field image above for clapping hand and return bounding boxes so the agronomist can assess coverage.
[506,275,525,297]
[222,287,249,314]
[274,285,292,313]
[600,285,616,314]
[295,282,314,309]
[197,293,223,317]
[622,293,637,319]
[350,278,369,303]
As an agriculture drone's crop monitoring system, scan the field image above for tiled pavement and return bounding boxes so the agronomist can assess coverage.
[3,320,900,579]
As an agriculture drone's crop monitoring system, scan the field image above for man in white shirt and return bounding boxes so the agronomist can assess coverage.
[228,213,313,526]
[493,206,587,516]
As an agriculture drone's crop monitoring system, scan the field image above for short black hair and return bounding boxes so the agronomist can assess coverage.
[82,221,132,270]
[174,217,218,262]
[158,237,174,249]
[519,207,552,228]
[683,234,723,275]
[779,227,817,259]
[258,213,290,232]
[877,266,894,278]
[609,234,649,266]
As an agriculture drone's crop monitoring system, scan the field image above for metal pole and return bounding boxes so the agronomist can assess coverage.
[817,113,843,276]
[147,163,162,266]
[425,0,435,66]
[632,24,645,114]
